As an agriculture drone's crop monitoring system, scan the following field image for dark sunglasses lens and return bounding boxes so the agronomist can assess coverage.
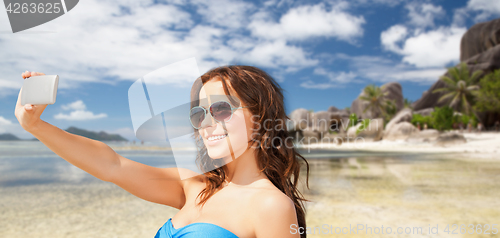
[190,107,205,129]
[210,101,232,122]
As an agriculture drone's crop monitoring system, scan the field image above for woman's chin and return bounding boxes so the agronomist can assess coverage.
[206,149,230,160]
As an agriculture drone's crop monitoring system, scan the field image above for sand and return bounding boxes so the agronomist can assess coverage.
[2,132,500,237]
[302,132,500,160]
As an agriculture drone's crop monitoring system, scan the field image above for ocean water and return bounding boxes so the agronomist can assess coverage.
[0,141,177,187]
[1,141,500,238]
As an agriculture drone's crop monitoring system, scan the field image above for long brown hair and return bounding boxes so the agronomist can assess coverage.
[190,65,310,237]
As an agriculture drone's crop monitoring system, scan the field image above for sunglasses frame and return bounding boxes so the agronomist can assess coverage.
[189,100,248,129]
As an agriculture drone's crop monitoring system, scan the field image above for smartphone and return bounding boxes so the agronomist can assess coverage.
[21,75,59,106]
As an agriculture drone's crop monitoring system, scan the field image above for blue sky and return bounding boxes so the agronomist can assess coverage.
[0,0,499,140]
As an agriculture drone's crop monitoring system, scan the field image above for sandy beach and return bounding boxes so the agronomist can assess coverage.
[1,133,500,238]
[302,132,500,160]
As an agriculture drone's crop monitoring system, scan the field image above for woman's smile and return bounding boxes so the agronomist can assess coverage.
[206,133,229,145]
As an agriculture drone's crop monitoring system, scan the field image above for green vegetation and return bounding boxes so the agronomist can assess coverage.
[432,62,481,115]
[356,119,371,135]
[411,114,433,129]
[359,84,389,118]
[404,98,413,109]
[346,113,358,131]
[431,106,454,131]
[473,69,500,113]
[411,106,479,131]
[383,99,397,127]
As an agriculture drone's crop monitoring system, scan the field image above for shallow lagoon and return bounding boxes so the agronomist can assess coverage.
[1,141,499,237]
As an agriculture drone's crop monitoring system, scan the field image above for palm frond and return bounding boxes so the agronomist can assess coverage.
[437,91,456,104]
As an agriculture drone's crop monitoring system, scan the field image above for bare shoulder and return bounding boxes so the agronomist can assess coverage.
[250,185,300,238]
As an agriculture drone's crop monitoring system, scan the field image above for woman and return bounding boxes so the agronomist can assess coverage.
[15,65,309,238]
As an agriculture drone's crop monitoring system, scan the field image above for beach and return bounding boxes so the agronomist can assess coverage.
[1,133,500,238]
[302,132,500,160]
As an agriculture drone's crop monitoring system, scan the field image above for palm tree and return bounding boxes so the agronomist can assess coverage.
[359,84,389,118]
[403,98,413,109]
[432,62,481,115]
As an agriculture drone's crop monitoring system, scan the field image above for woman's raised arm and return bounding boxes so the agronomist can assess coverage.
[14,71,189,209]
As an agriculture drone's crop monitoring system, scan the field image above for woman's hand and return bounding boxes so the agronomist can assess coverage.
[14,71,48,132]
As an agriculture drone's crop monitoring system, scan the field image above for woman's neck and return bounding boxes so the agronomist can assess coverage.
[223,148,268,187]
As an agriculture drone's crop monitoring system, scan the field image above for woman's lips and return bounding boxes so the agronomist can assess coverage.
[206,134,228,146]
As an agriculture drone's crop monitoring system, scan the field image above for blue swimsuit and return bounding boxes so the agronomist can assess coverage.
[155,218,239,238]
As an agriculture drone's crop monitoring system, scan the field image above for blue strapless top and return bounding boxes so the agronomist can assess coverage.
[155,218,239,238]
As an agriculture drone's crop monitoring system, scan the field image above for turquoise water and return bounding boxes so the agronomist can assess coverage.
[0,141,177,186]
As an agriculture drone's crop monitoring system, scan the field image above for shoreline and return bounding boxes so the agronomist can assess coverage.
[107,132,500,159]
[300,131,500,160]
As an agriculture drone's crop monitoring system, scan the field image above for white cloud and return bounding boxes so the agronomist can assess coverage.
[351,0,403,7]
[0,0,344,96]
[406,3,445,28]
[0,116,13,125]
[333,54,447,84]
[400,26,466,68]
[381,2,466,68]
[55,100,107,121]
[191,0,254,29]
[380,25,408,54]
[248,2,365,42]
[314,68,358,83]
[61,100,86,111]
[466,0,500,21]
[245,40,318,70]
[54,110,107,121]
[0,115,34,139]
[300,69,358,89]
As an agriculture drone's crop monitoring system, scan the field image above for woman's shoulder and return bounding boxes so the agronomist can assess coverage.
[247,181,299,237]
[245,180,296,216]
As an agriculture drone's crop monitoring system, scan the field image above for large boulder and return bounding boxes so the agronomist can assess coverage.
[383,122,418,141]
[460,18,500,61]
[288,108,310,131]
[384,108,413,136]
[351,82,404,119]
[327,106,339,112]
[381,82,404,112]
[434,132,467,146]
[414,108,434,117]
[311,111,332,134]
[330,109,350,133]
[413,43,500,112]
[301,128,320,144]
[347,118,384,142]
[412,18,500,127]
[406,129,440,143]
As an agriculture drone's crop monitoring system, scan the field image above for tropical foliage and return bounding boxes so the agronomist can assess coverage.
[356,119,371,135]
[411,106,478,131]
[432,62,481,115]
[411,114,433,129]
[359,84,390,118]
[403,98,413,109]
[383,99,397,126]
[346,113,358,131]
[431,106,454,131]
[473,69,500,113]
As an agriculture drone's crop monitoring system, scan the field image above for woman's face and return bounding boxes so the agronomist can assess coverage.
[197,78,253,163]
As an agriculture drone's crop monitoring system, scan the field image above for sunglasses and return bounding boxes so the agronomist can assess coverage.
[189,100,248,129]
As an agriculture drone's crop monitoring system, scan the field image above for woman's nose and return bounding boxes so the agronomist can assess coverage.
[199,111,216,129]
